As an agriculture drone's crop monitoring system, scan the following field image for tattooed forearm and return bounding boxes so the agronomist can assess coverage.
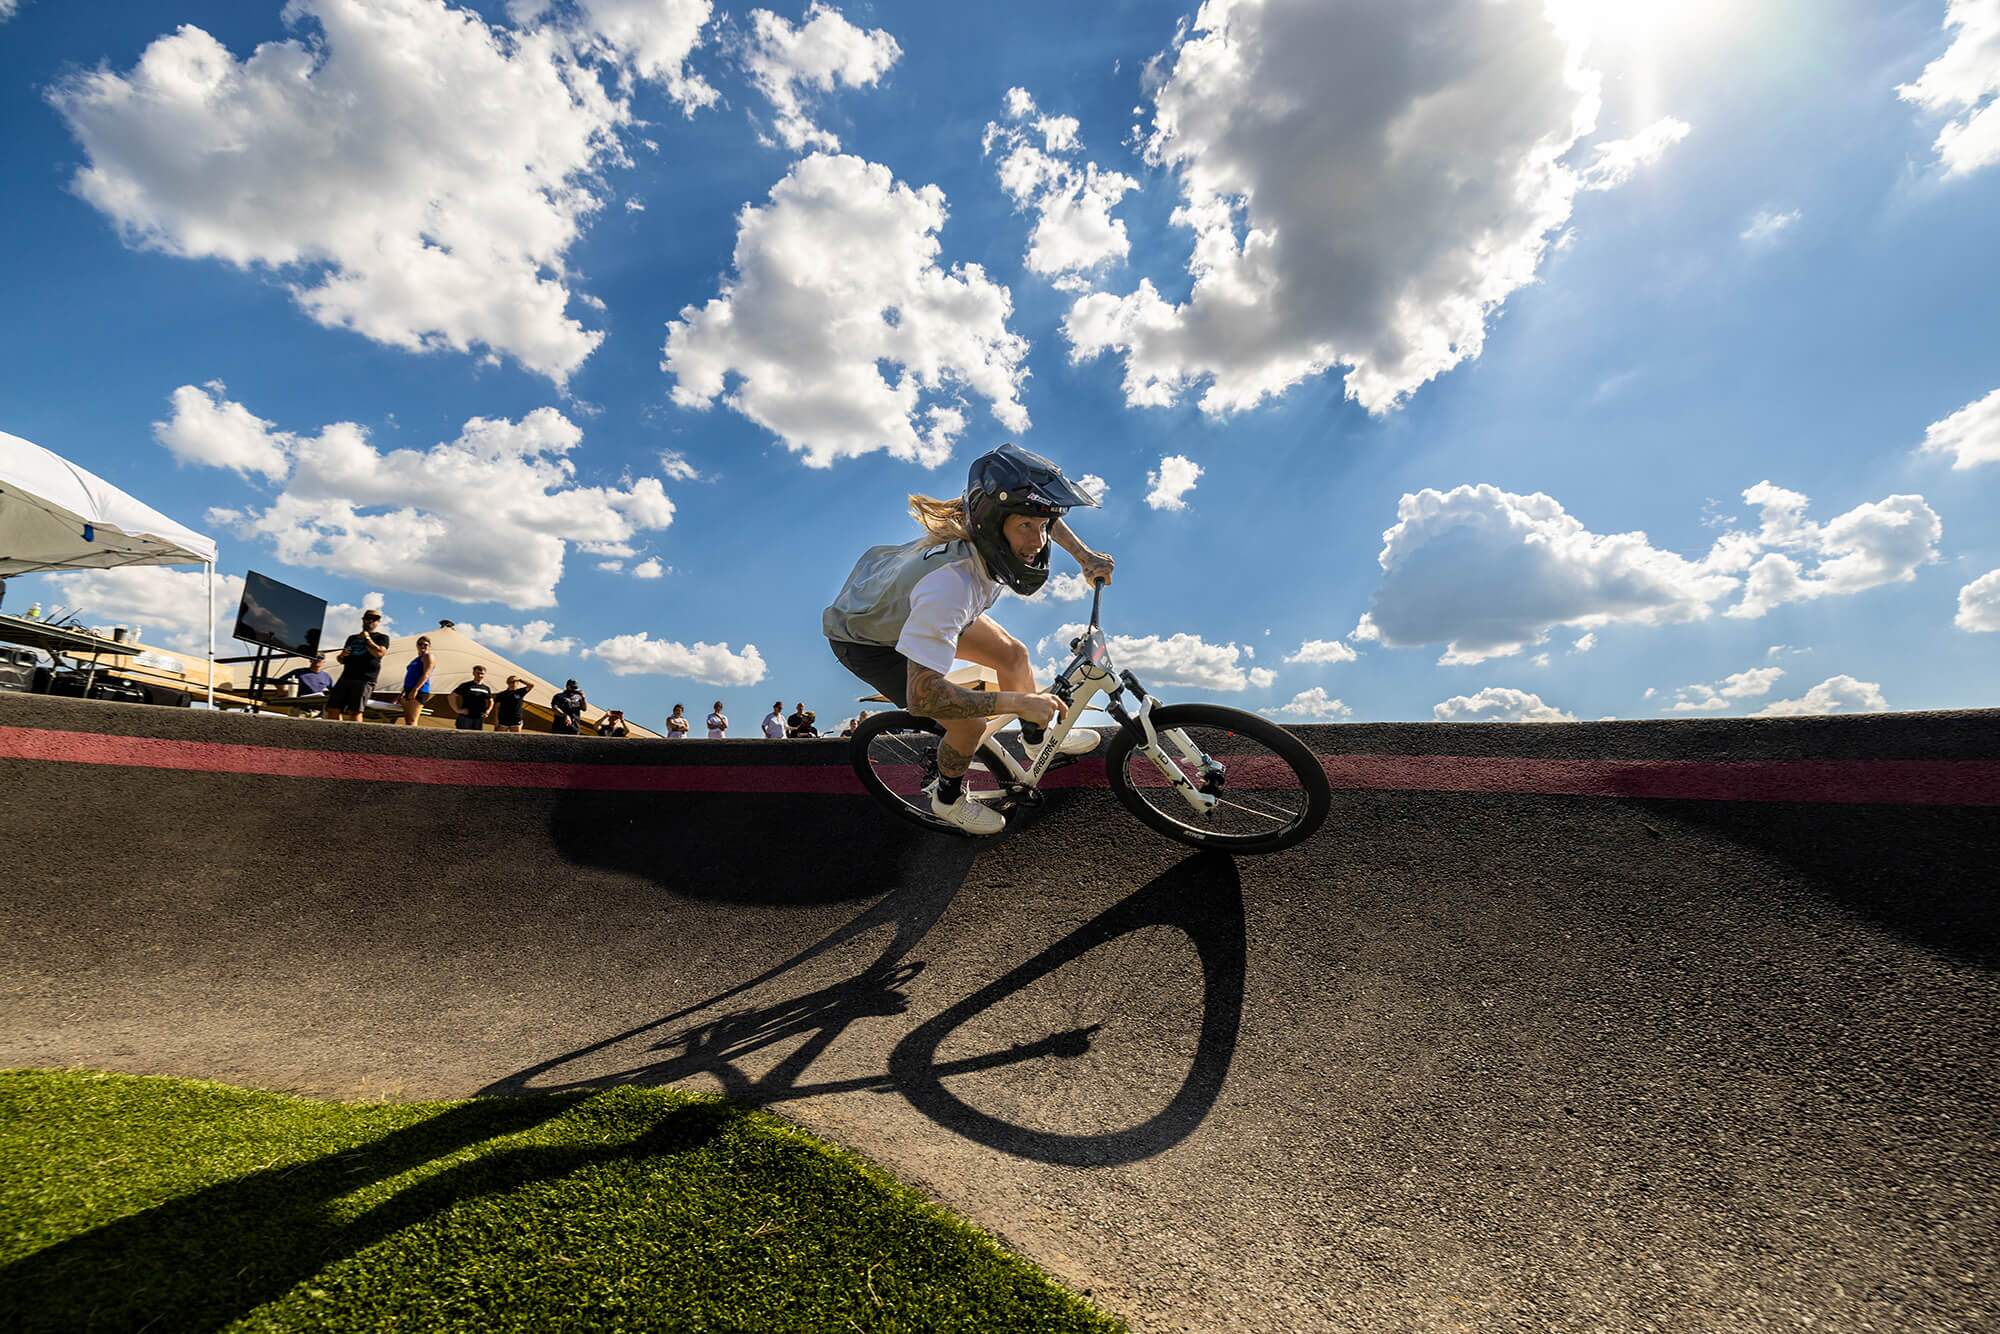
[935,735,974,779]
[908,664,1007,720]
[1050,517,1089,560]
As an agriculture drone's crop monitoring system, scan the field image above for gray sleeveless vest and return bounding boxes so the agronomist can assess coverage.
[822,537,981,647]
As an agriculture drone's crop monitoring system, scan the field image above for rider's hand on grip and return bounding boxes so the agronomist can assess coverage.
[1014,691,1062,728]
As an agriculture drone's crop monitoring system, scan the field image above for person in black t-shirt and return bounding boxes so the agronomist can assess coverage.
[597,708,629,737]
[551,679,586,735]
[493,675,532,732]
[451,665,496,731]
[325,610,390,721]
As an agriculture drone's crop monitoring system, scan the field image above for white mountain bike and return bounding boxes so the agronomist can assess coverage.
[848,586,1331,854]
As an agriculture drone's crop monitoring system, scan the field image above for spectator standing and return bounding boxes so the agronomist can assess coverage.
[551,679,586,735]
[707,701,728,738]
[451,665,495,732]
[325,610,389,721]
[598,708,630,737]
[762,700,786,739]
[494,675,532,733]
[396,635,436,725]
[665,703,691,739]
[799,710,819,737]
[786,701,808,737]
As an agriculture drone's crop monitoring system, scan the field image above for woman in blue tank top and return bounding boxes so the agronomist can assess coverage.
[397,635,434,725]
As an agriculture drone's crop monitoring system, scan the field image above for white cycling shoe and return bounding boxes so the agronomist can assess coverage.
[930,786,1006,836]
[1032,727,1100,760]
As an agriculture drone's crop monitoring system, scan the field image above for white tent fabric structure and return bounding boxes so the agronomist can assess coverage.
[1,430,221,703]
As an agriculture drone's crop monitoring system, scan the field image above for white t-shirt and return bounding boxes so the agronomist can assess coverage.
[895,556,1003,674]
[707,712,727,738]
[762,711,786,738]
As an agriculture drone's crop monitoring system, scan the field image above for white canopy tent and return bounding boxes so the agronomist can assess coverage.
[0,429,221,704]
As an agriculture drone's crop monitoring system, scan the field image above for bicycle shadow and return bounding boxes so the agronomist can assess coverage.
[483,851,1247,1168]
[0,1091,735,1333]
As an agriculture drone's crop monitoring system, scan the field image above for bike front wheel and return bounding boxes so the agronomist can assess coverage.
[1104,703,1330,854]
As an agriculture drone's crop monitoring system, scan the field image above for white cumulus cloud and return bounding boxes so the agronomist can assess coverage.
[1063,0,1688,415]
[154,381,291,480]
[1359,481,1943,665]
[1917,386,2000,469]
[1145,455,1203,511]
[50,0,657,384]
[632,557,665,578]
[1283,639,1358,666]
[1663,665,1786,713]
[1752,675,1888,718]
[663,153,1029,468]
[984,87,1139,283]
[1721,483,1942,619]
[1261,686,1350,720]
[35,565,246,655]
[1363,484,1737,665]
[161,383,676,608]
[584,632,766,684]
[1571,632,1596,654]
[1957,568,2000,631]
[1433,686,1575,723]
[1076,473,1108,503]
[466,619,578,656]
[743,2,900,153]
[1898,0,2000,177]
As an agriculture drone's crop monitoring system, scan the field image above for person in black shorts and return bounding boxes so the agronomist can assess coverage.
[493,675,532,732]
[451,665,495,731]
[325,610,390,721]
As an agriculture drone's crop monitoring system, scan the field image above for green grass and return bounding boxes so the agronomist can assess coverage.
[0,1069,1119,1332]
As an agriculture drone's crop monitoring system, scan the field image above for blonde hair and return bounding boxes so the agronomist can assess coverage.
[908,493,970,544]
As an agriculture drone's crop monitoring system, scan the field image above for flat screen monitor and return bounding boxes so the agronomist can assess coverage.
[233,570,326,658]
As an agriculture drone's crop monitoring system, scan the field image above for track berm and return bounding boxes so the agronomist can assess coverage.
[3,692,1996,1331]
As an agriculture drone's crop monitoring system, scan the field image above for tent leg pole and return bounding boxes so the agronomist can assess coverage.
[206,563,215,708]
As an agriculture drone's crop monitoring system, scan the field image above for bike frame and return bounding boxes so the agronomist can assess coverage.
[964,584,1223,817]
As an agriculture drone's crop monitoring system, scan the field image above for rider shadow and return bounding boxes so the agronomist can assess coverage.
[483,852,1247,1169]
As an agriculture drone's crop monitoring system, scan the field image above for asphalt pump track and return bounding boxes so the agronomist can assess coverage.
[3,692,1996,1331]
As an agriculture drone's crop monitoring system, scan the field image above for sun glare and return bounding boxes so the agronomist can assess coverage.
[1546,0,1727,54]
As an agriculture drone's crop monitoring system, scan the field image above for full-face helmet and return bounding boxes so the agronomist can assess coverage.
[963,443,1099,595]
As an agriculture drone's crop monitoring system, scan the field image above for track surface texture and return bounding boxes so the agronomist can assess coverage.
[4,692,1997,1332]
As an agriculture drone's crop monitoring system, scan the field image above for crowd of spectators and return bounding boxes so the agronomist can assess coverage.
[279,611,857,741]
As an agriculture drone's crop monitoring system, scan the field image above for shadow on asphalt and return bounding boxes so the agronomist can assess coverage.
[546,789,976,905]
[1640,801,2000,969]
[0,1092,744,1334]
[483,852,1247,1167]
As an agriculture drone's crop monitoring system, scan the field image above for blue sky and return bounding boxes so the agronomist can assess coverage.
[3,0,1995,727]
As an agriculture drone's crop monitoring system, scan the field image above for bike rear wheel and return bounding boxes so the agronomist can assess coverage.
[850,710,1010,838]
[1104,703,1330,854]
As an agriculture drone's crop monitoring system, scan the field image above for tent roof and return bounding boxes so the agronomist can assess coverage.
[0,430,216,576]
[374,623,660,738]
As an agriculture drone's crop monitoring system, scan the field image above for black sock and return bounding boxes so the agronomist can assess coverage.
[935,773,964,804]
[1019,722,1045,746]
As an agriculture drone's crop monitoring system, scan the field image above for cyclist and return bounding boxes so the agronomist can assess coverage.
[824,443,1114,835]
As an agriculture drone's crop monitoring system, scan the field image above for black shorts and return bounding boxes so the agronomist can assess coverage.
[829,639,909,709]
[326,671,374,712]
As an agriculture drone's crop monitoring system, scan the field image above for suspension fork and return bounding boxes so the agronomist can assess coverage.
[1107,676,1217,815]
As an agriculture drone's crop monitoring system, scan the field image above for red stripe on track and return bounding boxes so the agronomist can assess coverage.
[0,727,866,794]
[2,726,1997,806]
